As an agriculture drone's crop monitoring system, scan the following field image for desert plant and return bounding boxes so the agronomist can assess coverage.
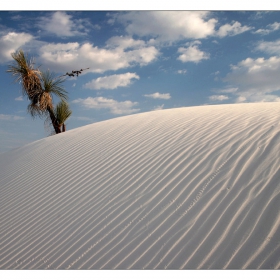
[45,100,72,135]
[7,49,71,134]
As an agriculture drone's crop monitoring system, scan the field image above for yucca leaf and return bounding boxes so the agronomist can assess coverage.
[41,70,68,101]
[54,100,72,125]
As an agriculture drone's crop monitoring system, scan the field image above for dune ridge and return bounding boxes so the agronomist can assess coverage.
[0,103,280,269]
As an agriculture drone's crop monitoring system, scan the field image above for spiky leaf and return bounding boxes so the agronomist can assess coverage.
[54,100,72,125]
[41,70,68,102]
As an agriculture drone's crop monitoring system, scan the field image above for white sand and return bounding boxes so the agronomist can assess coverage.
[0,103,280,269]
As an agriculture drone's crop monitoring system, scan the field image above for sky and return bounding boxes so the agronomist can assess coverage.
[2,10,280,153]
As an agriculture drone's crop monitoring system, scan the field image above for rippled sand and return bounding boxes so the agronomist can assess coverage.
[1,103,280,269]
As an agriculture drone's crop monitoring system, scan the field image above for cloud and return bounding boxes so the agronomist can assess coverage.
[113,11,217,43]
[212,87,238,94]
[113,12,252,43]
[254,22,280,35]
[106,36,146,49]
[236,95,280,103]
[15,96,24,101]
[37,12,89,37]
[144,92,171,100]
[0,114,24,121]
[84,73,140,90]
[177,69,187,74]
[72,97,140,115]
[38,40,159,73]
[255,39,280,55]
[216,21,252,37]
[74,116,94,122]
[209,95,229,101]
[153,104,165,110]
[224,56,280,102]
[177,41,210,63]
[0,32,33,63]
[11,15,22,21]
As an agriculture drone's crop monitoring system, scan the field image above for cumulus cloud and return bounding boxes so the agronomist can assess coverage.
[144,92,171,99]
[113,12,252,43]
[73,97,140,115]
[254,22,280,35]
[38,11,89,37]
[216,21,252,37]
[255,39,280,55]
[38,40,159,73]
[177,41,210,63]
[113,11,217,43]
[84,73,140,90]
[224,56,280,102]
[106,36,146,49]
[209,95,229,101]
[0,114,24,121]
[0,32,33,63]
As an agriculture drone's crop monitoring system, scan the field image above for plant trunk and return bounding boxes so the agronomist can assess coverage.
[62,123,66,132]
[47,106,61,134]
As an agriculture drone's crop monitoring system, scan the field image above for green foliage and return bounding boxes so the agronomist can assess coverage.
[41,70,68,102]
[7,49,72,134]
[54,100,72,126]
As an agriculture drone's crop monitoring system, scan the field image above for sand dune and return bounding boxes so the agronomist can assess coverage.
[1,103,280,269]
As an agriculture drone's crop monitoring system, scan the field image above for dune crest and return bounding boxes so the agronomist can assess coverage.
[1,103,280,269]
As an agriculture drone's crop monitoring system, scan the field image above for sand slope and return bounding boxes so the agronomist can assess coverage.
[1,103,280,269]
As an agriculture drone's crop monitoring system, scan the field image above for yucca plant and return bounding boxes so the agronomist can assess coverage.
[7,50,42,100]
[44,101,72,135]
[50,100,72,133]
[7,49,70,134]
[40,70,69,133]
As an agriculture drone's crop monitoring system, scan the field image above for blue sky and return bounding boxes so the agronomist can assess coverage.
[1,10,280,153]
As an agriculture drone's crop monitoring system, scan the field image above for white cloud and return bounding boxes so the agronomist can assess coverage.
[177,41,210,63]
[144,92,171,100]
[212,87,238,94]
[84,73,140,90]
[106,36,146,49]
[0,114,24,121]
[0,32,33,63]
[236,95,280,103]
[254,22,280,35]
[38,12,89,37]
[177,69,187,74]
[11,15,22,21]
[15,96,24,101]
[113,12,251,43]
[39,41,159,73]
[72,97,140,115]
[216,21,252,37]
[255,39,280,55]
[153,104,165,110]
[236,96,247,102]
[113,11,217,43]
[224,56,280,101]
[209,95,229,101]
[74,116,94,122]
